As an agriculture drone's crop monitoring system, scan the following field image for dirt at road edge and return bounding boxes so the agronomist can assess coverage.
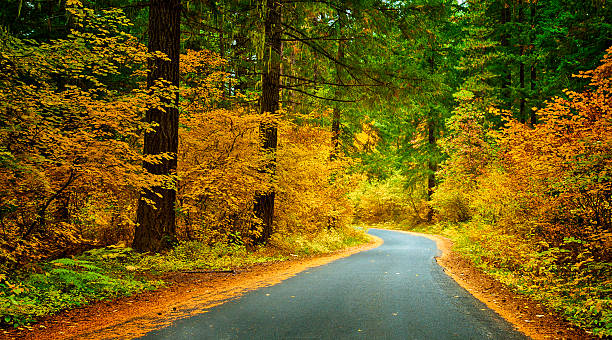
[404,230,594,340]
[2,230,596,340]
[2,236,383,340]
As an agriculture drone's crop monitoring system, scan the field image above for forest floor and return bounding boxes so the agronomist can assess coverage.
[2,230,594,340]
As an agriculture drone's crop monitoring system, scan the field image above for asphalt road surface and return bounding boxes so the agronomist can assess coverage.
[140,229,528,339]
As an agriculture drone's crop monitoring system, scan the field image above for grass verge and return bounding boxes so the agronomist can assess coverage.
[0,227,369,329]
[396,221,611,338]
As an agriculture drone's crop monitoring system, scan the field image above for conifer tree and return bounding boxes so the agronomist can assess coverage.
[133,0,181,252]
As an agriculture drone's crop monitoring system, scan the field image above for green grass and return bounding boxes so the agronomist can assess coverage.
[269,227,370,256]
[0,227,369,329]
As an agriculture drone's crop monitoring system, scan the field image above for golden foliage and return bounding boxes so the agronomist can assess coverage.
[435,46,612,277]
[176,51,356,244]
[276,115,356,235]
[0,4,359,266]
[499,47,612,252]
[0,5,152,264]
[433,48,612,336]
[177,51,267,242]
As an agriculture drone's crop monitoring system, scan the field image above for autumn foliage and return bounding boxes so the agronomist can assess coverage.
[0,6,151,264]
[433,47,612,335]
[500,54,612,251]
[0,5,357,266]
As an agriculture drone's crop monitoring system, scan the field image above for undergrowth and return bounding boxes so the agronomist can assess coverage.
[417,221,611,338]
[0,227,368,329]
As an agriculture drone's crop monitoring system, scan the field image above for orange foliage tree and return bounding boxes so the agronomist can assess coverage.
[0,4,154,264]
[177,49,268,243]
[435,46,612,261]
[0,3,361,266]
[500,47,612,257]
[432,48,612,335]
[176,50,356,245]
[275,113,356,236]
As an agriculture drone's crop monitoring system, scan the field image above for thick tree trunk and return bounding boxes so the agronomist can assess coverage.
[254,0,281,244]
[133,0,181,253]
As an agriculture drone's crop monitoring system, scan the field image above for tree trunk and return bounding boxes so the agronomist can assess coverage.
[133,0,181,253]
[427,120,436,199]
[501,1,511,104]
[331,107,341,156]
[518,0,526,123]
[529,2,537,126]
[425,55,437,223]
[331,11,345,159]
[426,117,437,222]
[426,56,437,202]
[253,0,281,244]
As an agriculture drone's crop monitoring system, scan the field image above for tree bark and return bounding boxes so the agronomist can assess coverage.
[501,1,511,104]
[518,0,526,123]
[427,56,439,203]
[253,0,281,244]
[529,2,537,126]
[427,120,436,199]
[426,56,437,221]
[331,10,345,159]
[331,106,341,156]
[133,0,181,253]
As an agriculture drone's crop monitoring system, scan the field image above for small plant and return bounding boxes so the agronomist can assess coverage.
[0,247,160,328]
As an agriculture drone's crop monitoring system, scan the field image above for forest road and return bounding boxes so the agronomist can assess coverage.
[139,229,528,340]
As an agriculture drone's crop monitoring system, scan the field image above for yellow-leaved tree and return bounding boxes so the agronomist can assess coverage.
[0,4,154,265]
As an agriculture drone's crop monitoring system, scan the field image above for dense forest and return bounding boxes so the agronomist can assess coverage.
[0,0,610,336]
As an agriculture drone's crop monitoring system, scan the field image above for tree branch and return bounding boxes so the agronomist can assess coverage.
[281,86,356,102]
[282,74,382,87]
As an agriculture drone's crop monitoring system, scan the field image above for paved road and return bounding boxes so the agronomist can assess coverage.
[140,229,528,339]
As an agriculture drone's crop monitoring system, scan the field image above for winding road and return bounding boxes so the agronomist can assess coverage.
[139,229,528,339]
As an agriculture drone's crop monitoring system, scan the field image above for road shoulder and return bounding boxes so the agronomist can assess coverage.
[399,230,593,340]
[3,236,382,340]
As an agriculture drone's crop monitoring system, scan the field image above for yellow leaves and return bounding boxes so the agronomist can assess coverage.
[66,0,83,7]
[453,89,474,101]
[353,121,380,152]
[473,47,612,246]
[180,49,226,74]
[0,5,153,265]
[275,118,354,234]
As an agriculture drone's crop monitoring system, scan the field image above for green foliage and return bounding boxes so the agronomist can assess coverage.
[136,241,286,273]
[436,221,612,337]
[270,227,369,256]
[0,247,160,328]
[0,225,368,328]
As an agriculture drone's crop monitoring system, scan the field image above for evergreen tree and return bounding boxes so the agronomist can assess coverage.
[133,0,181,252]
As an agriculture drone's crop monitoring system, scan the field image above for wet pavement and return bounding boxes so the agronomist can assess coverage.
[139,229,528,339]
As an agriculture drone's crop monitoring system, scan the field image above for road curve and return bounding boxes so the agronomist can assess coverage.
[139,229,528,339]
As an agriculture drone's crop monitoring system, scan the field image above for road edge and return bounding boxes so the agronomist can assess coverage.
[394,229,593,340]
[4,234,383,340]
